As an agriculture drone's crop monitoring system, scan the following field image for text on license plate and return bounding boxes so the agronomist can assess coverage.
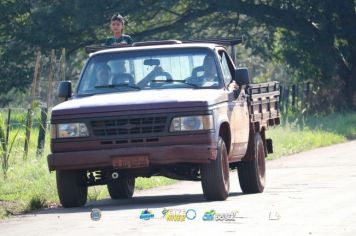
[112,155,149,169]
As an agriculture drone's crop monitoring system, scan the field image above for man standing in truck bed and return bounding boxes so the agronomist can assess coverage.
[105,13,133,46]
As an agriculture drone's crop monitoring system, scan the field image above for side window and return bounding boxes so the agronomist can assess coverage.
[219,51,233,86]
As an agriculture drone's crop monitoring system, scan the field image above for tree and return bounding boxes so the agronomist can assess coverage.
[0,0,139,105]
[1,0,355,110]
[128,0,356,109]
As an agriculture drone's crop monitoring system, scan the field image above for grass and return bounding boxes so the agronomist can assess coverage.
[267,126,346,159]
[267,112,355,159]
[0,111,355,219]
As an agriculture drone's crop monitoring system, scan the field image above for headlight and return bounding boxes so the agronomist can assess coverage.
[51,123,89,138]
[169,115,213,132]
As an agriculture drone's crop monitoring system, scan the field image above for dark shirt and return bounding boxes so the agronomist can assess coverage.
[105,35,133,46]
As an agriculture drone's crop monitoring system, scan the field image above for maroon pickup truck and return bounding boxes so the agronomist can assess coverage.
[48,39,280,207]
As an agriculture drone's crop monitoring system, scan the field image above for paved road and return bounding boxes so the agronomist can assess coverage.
[1,141,356,236]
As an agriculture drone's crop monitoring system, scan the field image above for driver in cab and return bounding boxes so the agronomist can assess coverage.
[95,64,112,87]
[187,55,219,87]
[200,55,218,84]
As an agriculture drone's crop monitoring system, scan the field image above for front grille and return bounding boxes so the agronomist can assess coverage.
[91,116,167,137]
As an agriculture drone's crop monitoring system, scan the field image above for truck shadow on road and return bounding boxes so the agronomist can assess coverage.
[36,192,243,215]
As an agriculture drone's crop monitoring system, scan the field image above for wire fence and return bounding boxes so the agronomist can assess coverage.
[0,107,50,160]
[279,82,314,116]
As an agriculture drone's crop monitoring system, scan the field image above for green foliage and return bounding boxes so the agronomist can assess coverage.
[26,195,47,212]
[0,115,21,178]
[267,126,346,160]
[299,113,356,140]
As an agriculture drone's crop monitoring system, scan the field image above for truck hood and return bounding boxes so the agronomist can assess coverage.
[52,89,228,116]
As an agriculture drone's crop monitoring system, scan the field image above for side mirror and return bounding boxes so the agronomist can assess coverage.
[58,81,72,100]
[234,68,250,86]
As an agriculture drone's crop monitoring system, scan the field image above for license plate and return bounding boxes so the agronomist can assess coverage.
[112,155,149,169]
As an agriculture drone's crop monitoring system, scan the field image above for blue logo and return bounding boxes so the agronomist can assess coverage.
[202,209,238,221]
[202,210,216,221]
[140,209,154,220]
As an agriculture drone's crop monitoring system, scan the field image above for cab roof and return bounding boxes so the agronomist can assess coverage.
[86,37,243,56]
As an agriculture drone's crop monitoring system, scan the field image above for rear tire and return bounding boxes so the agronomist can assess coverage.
[56,170,88,208]
[107,177,135,199]
[201,137,230,200]
[238,132,266,193]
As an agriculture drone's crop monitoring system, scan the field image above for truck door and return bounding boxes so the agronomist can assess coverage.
[219,50,249,158]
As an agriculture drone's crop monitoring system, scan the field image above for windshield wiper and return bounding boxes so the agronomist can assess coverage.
[152,80,200,88]
[95,83,141,90]
[182,82,200,88]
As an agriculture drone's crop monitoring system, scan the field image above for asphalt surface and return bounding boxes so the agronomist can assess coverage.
[1,140,356,236]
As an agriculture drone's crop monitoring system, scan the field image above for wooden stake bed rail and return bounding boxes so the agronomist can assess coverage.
[245,81,281,127]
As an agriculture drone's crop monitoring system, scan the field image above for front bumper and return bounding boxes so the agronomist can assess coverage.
[47,144,217,171]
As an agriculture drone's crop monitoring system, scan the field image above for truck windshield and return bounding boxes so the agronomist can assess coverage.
[77,48,221,95]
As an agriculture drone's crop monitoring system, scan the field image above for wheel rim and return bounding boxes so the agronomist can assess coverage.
[221,143,230,191]
[256,140,266,185]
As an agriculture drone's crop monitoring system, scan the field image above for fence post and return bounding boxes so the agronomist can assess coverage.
[23,109,31,159]
[300,82,304,106]
[5,108,11,148]
[292,84,296,109]
[36,107,48,157]
[279,85,284,112]
[296,84,299,110]
[61,48,66,81]
[47,49,55,109]
[284,86,289,116]
[24,51,41,160]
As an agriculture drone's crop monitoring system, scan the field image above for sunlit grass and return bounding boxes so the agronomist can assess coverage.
[267,112,355,159]
[267,126,346,159]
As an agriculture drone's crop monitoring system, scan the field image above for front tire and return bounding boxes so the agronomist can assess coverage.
[238,132,266,193]
[107,177,135,199]
[201,137,230,200]
[56,170,88,208]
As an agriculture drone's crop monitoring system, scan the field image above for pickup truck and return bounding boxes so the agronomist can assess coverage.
[47,38,280,207]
